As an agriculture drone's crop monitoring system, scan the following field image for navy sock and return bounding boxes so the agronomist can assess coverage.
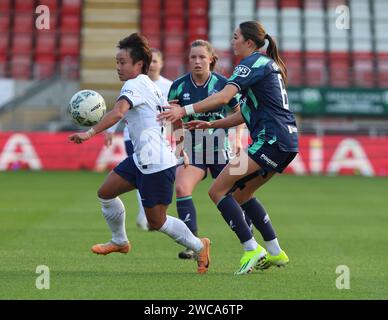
[176,196,198,236]
[217,195,253,243]
[241,198,276,241]
[243,213,253,235]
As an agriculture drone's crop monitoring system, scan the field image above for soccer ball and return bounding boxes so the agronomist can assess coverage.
[68,89,106,126]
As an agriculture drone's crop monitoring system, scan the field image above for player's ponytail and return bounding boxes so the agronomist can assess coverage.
[265,34,288,86]
[239,21,288,86]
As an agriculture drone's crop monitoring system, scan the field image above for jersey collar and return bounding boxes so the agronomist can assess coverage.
[190,72,212,89]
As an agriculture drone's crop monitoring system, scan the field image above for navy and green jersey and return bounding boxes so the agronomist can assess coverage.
[227,51,298,152]
[168,72,239,153]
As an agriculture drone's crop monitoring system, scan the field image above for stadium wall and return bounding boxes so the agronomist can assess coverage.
[0,132,387,176]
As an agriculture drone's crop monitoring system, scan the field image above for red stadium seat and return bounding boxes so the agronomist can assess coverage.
[141,15,161,36]
[13,14,34,32]
[165,18,184,36]
[12,33,33,54]
[146,35,161,49]
[15,0,34,12]
[0,13,10,32]
[353,52,374,88]
[34,55,56,79]
[283,51,303,86]
[0,53,7,77]
[163,55,185,79]
[188,0,208,17]
[329,52,350,87]
[188,17,208,42]
[164,36,185,56]
[60,56,79,79]
[35,31,57,56]
[37,0,59,12]
[377,53,388,88]
[279,0,301,7]
[59,33,80,57]
[10,54,32,79]
[61,14,81,33]
[61,0,82,15]
[141,0,161,16]
[305,51,326,87]
[0,0,11,13]
[164,0,184,17]
[0,32,9,55]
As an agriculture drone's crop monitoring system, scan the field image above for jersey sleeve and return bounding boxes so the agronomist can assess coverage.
[167,81,179,101]
[227,55,271,92]
[117,80,144,108]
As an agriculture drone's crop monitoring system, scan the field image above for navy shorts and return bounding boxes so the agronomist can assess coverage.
[125,140,134,156]
[113,156,176,208]
[180,150,229,179]
[247,139,297,173]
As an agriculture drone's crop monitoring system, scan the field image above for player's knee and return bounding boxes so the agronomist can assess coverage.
[147,216,164,230]
[175,183,191,198]
[97,186,109,199]
[208,186,219,204]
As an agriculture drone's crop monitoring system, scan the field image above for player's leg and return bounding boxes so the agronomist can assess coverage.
[208,150,268,274]
[175,164,206,259]
[141,167,211,274]
[124,139,148,231]
[91,157,137,255]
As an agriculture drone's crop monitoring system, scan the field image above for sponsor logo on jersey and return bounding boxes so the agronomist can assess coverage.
[259,153,278,168]
[233,65,251,78]
[183,92,191,100]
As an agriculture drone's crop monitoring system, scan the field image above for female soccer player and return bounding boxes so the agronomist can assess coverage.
[69,33,210,274]
[168,39,246,260]
[104,48,172,231]
[158,21,298,275]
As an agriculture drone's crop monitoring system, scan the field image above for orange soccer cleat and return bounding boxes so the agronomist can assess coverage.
[197,238,211,274]
[91,241,131,255]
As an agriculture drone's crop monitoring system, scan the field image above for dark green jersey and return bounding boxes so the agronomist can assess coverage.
[168,72,239,153]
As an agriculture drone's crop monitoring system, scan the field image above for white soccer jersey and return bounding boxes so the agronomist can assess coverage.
[118,74,176,174]
[154,75,172,99]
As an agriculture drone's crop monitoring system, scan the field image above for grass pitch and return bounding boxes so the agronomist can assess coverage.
[0,171,387,300]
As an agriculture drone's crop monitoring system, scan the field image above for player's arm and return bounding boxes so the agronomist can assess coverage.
[158,84,239,123]
[184,109,244,130]
[68,99,130,144]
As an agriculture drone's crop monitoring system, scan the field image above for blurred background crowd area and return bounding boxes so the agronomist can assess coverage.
[0,0,387,136]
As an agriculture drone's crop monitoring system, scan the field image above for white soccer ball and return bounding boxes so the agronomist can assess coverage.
[68,89,106,126]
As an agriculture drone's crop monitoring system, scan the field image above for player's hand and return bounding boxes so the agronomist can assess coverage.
[104,131,113,147]
[68,132,91,144]
[157,103,185,123]
[234,140,243,156]
[182,150,189,168]
[184,120,212,130]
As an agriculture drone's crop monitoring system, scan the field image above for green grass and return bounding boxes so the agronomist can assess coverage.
[1,171,387,299]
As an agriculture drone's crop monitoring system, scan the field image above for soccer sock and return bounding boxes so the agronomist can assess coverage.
[159,215,203,253]
[176,196,198,236]
[241,198,281,255]
[98,197,128,245]
[243,213,253,234]
[136,190,146,217]
[217,195,256,245]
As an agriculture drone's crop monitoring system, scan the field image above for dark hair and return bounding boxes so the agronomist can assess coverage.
[239,21,287,85]
[190,39,218,71]
[117,33,152,74]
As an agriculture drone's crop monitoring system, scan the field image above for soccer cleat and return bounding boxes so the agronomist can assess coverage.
[256,250,289,270]
[91,241,131,255]
[197,238,211,274]
[234,245,267,275]
[178,248,197,260]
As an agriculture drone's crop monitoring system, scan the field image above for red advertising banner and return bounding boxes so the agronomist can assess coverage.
[0,132,388,176]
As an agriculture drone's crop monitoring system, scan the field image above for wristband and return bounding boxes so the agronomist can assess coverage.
[86,127,96,138]
[184,104,195,115]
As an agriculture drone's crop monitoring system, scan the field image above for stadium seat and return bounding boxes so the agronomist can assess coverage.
[12,33,33,55]
[13,14,34,32]
[305,51,326,87]
[163,36,185,56]
[61,0,82,15]
[61,14,81,33]
[188,0,208,17]
[282,51,303,86]
[15,0,34,12]
[377,53,388,87]
[353,52,374,87]
[10,54,32,79]
[34,55,56,79]
[0,0,11,13]
[164,0,184,17]
[329,52,351,87]
[164,18,184,36]
[163,56,185,79]
[0,32,8,56]
[35,31,57,56]
[146,35,161,49]
[60,56,79,79]
[0,13,10,32]
[141,15,161,36]
[37,0,59,12]
[59,33,80,57]
[0,53,7,77]
[140,0,161,16]
[188,17,208,42]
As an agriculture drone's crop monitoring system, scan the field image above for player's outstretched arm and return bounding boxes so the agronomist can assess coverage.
[158,84,239,123]
[68,99,130,144]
